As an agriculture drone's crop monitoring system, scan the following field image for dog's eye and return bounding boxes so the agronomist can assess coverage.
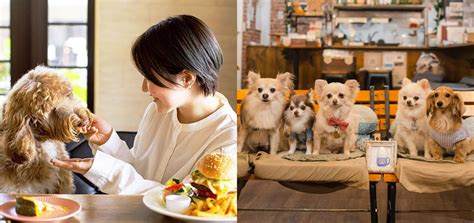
[327,94,332,99]
[257,88,263,93]
[445,93,450,98]
[300,105,306,110]
[414,96,419,101]
[289,106,294,110]
[403,96,407,100]
[270,88,275,93]
[434,93,439,97]
[338,93,344,99]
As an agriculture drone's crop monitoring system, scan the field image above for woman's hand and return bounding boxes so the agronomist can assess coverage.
[51,158,94,175]
[84,115,113,146]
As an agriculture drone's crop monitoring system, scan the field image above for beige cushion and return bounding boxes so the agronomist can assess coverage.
[396,158,474,193]
[253,153,369,190]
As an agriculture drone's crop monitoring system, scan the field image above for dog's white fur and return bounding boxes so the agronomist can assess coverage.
[312,80,360,156]
[0,66,92,193]
[237,71,293,154]
[394,78,431,158]
[283,90,316,155]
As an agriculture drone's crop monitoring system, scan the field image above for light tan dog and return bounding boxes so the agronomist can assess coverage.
[312,79,360,156]
[425,86,473,163]
[237,71,293,154]
[0,66,93,193]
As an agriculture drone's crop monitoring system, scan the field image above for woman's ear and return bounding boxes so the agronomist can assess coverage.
[179,70,196,89]
[426,92,435,116]
[452,93,466,117]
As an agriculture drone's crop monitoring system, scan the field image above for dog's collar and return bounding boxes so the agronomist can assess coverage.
[327,117,349,132]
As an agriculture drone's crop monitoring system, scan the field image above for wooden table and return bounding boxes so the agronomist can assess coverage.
[0,194,183,223]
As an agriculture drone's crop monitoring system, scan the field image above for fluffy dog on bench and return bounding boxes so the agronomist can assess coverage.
[394,78,431,158]
[237,71,293,154]
[312,79,360,156]
[425,86,473,163]
[0,66,93,193]
[283,89,315,155]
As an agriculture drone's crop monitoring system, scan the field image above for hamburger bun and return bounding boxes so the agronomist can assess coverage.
[196,152,236,180]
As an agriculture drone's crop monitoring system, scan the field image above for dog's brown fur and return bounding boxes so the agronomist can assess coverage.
[425,86,472,163]
[0,66,93,193]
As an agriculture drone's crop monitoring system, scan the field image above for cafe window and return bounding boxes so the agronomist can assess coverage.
[9,0,94,111]
[0,0,11,99]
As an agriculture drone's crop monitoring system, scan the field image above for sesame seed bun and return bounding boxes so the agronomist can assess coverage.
[196,152,236,180]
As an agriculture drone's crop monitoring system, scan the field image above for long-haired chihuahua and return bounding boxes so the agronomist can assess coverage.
[426,86,473,162]
[237,71,294,154]
[283,89,316,154]
[312,79,360,156]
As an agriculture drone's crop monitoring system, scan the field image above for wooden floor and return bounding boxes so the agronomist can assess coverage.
[238,180,474,223]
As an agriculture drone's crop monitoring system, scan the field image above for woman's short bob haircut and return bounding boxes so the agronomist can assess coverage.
[131,15,223,96]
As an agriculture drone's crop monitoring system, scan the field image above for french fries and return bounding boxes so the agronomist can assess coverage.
[185,192,237,217]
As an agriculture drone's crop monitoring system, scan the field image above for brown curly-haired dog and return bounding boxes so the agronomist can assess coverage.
[425,86,473,163]
[0,66,93,193]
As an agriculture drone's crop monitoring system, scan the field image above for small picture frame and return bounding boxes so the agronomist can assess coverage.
[366,140,397,173]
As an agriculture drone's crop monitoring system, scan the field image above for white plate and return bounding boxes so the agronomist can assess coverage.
[143,186,236,223]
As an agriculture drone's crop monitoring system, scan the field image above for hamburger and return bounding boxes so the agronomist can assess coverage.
[190,152,236,199]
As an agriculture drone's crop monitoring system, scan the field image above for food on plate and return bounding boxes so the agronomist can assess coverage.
[161,152,237,217]
[15,196,67,216]
[186,152,237,217]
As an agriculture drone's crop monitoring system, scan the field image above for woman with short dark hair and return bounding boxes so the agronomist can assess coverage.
[52,15,236,194]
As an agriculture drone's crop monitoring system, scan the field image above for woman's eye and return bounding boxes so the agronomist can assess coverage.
[258,88,263,93]
[300,105,306,110]
[403,96,407,100]
[445,93,450,98]
[270,88,275,93]
[327,94,332,99]
[339,93,344,99]
[434,93,439,97]
[414,96,419,101]
[289,106,294,110]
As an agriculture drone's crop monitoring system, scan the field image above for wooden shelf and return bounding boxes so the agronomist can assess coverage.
[334,4,425,11]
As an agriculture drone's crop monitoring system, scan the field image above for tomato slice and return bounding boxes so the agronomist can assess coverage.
[165,183,184,191]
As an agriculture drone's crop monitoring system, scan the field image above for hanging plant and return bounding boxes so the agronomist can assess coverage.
[285,0,296,34]
[433,0,445,33]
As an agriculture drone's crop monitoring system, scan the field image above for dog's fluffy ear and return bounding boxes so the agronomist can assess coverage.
[276,72,294,90]
[344,79,360,98]
[426,92,435,116]
[246,71,260,87]
[307,88,314,100]
[4,116,36,164]
[314,79,328,96]
[402,78,412,87]
[416,79,431,92]
[452,93,466,117]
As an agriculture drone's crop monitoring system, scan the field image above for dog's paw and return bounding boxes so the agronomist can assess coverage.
[73,108,93,134]
[312,151,319,155]
[432,153,443,160]
[453,155,465,163]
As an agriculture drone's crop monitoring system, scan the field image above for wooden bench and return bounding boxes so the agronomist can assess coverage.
[237,87,384,223]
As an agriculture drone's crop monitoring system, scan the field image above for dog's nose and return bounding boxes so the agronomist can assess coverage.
[437,101,443,107]
[262,94,269,100]
[294,111,299,116]
[332,99,338,105]
[407,100,412,106]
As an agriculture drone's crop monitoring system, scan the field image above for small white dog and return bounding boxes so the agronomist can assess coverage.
[313,80,360,156]
[283,90,316,155]
[394,78,431,158]
[237,71,293,154]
